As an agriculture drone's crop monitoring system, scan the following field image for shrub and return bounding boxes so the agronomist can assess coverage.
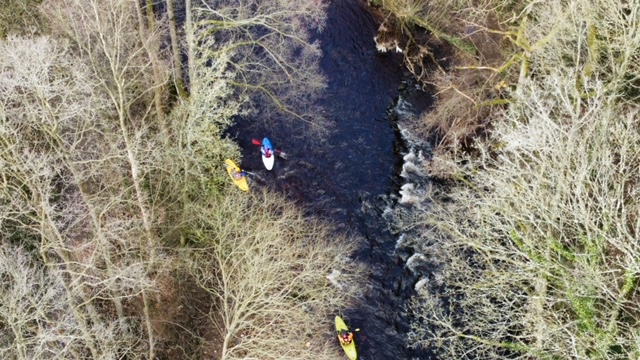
[183,189,366,360]
[404,0,640,358]
[0,0,45,37]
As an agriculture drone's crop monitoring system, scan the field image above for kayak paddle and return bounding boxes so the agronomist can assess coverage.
[251,138,288,159]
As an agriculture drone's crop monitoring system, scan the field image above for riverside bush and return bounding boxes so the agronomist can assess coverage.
[0,0,45,37]
[184,189,366,360]
[374,0,525,161]
[401,0,640,358]
[0,1,358,359]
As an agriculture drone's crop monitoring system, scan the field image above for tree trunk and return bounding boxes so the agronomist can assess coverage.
[186,0,195,95]
[135,0,168,135]
[167,0,187,98]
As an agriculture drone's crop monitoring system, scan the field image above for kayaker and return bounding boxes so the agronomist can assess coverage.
[338,329,353,345]
[232,168,247,180]
[262,145,272,158]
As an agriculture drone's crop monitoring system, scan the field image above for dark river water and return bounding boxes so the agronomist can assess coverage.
[227,0,434,359]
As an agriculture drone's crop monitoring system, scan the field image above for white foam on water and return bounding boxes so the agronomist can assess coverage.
[381,206,394,220]
[414,278,429,295]
[394,96,414,119]
[403,151,416,162]
[399,183,423,205]
[406,253,428,274]
[395,233,406,248]
[401,161,422,178]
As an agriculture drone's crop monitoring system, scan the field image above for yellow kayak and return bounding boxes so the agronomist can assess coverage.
[224,159,249,192]
[335,316,357,360]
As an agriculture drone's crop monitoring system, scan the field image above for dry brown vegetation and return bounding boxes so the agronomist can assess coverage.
[374,0,523,165]
[378,0,640,358]
[183,190,365,360]
[0,0,45,37]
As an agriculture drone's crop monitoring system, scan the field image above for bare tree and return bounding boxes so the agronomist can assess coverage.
[185,189,366,360]
[135,0,171,134]
[167,0,188,98]
[44,1,170,355]
[0,2,366,360]
[0,34,157,359]
[402,0,640,359]
[0,243,80,360]
[191,0,330,133]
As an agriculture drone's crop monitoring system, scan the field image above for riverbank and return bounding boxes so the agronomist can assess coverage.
[0,1,371,359]
[376,0,640,358]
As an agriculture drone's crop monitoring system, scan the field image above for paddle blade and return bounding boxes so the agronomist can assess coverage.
[275,150,288,159]
[251,138,261,145]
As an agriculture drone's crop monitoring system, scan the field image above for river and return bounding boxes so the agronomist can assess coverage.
[228,0,434,359]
